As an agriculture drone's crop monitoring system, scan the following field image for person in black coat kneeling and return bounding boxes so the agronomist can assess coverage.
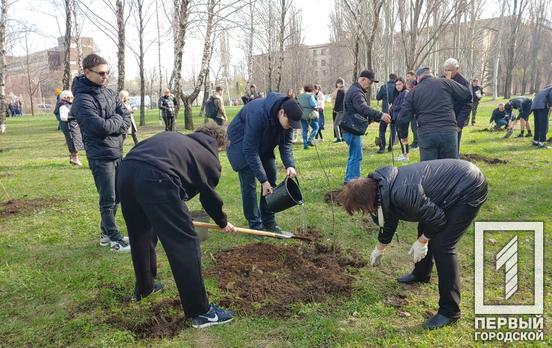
[338,159,488,329]
[117,124,236,329]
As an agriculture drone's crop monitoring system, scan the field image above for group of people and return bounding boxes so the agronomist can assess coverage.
[52,50,548,333]
[488,87,551,148]
[296,84,326,148]
[5,99,23,117]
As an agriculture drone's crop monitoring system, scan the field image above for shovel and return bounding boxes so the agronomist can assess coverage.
[192,221,313,242]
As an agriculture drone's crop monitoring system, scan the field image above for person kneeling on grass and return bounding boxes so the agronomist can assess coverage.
[117,124,235,328]
[338,159,488,329]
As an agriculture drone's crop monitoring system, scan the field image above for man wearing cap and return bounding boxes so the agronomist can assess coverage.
[340,69,391,184]
[227,92,303,233]
[398,67,471,161]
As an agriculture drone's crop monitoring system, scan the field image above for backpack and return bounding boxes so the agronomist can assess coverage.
[205,96,218,118]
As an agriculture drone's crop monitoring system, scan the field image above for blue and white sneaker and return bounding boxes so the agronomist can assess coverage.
[132,280,164,302]
[100,234,129,246]
[191,304,234,328]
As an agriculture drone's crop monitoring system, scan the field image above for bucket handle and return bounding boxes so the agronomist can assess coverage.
[286,175,303,205]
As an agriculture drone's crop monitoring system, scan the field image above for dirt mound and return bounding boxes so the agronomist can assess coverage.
[0,198,61,218]
[106,298,186,339]
[294,226,323,241]
[324,189,344,205]
[207,241,366,316]
[460,153,508,164]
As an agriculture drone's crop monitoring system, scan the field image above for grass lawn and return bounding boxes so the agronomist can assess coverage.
[0,98,550,347]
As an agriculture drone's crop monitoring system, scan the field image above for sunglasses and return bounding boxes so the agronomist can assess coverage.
[89,69,110,77]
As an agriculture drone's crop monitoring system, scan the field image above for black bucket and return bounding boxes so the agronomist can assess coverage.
[265,176,303,213]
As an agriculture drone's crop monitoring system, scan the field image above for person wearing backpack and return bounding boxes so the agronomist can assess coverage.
[205,86,226,126]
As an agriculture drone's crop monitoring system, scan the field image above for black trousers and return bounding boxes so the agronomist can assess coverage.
[533,109,550,142]
[412,202,481,318]
[471,101,479,125]
[163,116,175,131]
[117,160,210,318]
[378,121,396,149]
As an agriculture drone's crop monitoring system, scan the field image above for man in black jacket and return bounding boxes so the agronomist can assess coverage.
[398,67,471,161]
[338,159,488,329]
[503,97,533,139]
[376,73,398,153]
[117,124,235,328]
[470,79,484,126]
[340,70,391,184]
[72,53,132,252]
[443,58,472,153]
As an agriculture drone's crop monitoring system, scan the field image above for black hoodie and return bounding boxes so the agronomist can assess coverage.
[122,131,228,227]
[71,75,131,160]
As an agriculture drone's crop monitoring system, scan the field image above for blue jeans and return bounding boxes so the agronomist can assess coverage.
[418,132,458,161]
[301,118,319,146]
[343,132,362,183]
[89,158,122,240]
[237,157,277,229]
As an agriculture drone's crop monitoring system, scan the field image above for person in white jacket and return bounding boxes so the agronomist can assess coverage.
[314,84,325,142]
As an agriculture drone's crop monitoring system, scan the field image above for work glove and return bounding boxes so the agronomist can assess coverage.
[408,240,428,264]
[370,247,384,267]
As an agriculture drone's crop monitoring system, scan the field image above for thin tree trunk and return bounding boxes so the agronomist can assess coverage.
[138,0,145,125]
[275,0,288,92]
[62,0,72,89]
[156,0,162,98]
[170,0,191,124]
[24,34,35,116]
[116,0,125,91]
[71,0,83,75]
[0,0,7,133]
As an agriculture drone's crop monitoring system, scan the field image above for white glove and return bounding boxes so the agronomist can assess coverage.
[408,240,428,263]
[370,247,384,267]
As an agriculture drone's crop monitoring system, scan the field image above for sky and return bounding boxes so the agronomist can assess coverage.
[8,0,500,81]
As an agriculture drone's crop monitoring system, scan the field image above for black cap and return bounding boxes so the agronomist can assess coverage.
[281,99,303,129]
[359,69,379,83]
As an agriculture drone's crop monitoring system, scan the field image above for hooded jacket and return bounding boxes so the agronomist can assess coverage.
[226,92,295,183]
[369,159,487,244]
[123,131,227,227]
[531,86,552,110]
[71,75,131,160]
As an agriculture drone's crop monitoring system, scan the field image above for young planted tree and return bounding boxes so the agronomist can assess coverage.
[0,0,8,133]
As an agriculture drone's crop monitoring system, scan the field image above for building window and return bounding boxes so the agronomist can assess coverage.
[321,48,326,55]
[313,60,318,67]
[321,59,326,66]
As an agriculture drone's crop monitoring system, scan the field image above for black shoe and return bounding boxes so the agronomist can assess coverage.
[423,313,459,330]
[132,280,163,302]
[515,133,524,138]
[503,129,513,138]
[377,148,385,154]
[333,139,343,143]
[525,132,532,138]
[387,146,392,152]
[397,273,431,284]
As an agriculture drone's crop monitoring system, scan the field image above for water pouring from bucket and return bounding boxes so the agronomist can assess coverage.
[265,176,304,213]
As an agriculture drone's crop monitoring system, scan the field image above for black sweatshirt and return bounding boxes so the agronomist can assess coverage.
[123,131,227,227]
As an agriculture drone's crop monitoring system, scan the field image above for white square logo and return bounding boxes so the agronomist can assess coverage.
[474,222,544,315]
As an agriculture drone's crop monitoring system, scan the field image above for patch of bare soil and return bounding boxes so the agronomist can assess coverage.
[324,188,344,205]
[207,240,366,316]
[460,153,508,164]
[0,198,61,218]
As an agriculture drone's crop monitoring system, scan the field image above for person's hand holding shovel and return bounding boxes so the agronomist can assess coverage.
[222,222,235,233]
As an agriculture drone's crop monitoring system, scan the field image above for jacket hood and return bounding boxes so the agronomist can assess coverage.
[71,75,103,96]
[188,132,219,159]
[369,166,399,214]
[264,92,288,121]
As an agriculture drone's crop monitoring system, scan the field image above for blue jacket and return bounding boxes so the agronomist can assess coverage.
[226,92,295,183]
[531,85,552,110]
[376,80,397,113]
[71,75,131,160]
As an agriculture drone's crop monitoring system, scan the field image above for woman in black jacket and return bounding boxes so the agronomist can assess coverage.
[332,78,345,142]
[338,159,488,329]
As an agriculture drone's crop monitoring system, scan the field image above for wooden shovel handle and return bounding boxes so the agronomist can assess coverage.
[192,221,290,239]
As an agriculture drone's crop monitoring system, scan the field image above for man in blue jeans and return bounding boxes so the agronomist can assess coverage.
[398,67,471,161]
[72,54,132,252]
[227,92,303,232]
[340,69,391,184]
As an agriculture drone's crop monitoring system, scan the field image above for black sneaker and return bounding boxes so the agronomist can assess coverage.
[333,139,343,143]
[377,148,385,154]
[132,280,163,302]
[515,133,524,138]
[503,129,513,138]
[525,133,532,138]
[191,304,234,329]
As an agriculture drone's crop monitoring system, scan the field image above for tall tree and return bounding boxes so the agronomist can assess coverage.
[62,0,71,89]
[502,0,529,98]
[0,0,8,133]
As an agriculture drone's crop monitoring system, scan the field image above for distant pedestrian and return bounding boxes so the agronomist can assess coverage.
[443,58,471,154]
[470,79,484,126]
[314,84,325,142]
[332,78,345,143]
[158,88,178,131]
[376,73,398,153]
[58,90,84,166]
[119,90,139,145]
[297,84,319,149]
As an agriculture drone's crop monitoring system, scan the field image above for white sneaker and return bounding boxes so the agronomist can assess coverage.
[110,239,131,252]
[397,154,409,162]
[100,234,129,247]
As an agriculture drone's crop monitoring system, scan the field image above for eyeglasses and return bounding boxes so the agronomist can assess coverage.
[89,69,110,77]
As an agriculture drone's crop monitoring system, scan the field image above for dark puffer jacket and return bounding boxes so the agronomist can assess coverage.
[71,75,131,160]
[341,82,382,128]
[531,86,552,110]
[369,159,488,244]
